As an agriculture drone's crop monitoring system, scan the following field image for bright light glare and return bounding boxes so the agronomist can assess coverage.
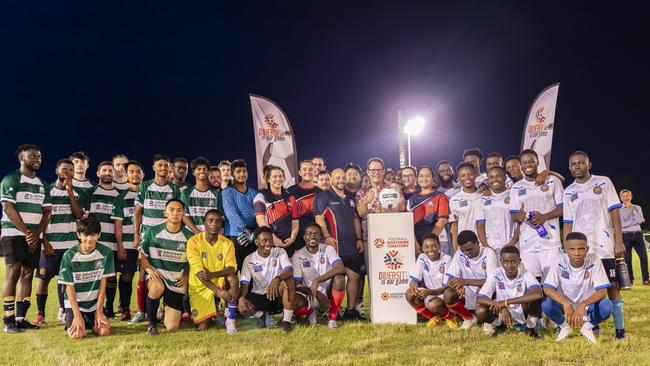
[404,116,425,136]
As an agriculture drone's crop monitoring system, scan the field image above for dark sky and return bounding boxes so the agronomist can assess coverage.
[1,2,649,210]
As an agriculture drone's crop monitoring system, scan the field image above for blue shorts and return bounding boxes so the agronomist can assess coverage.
[36,249,67,281]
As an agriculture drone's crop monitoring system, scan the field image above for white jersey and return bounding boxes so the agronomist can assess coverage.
[479,267,540,324]
[543,253,610,304]
[563,175,621,259]
[476,190,516,252]
[449,190,482,235]
[476,173,514,190]
[410,253,452,292]
[509,176,564,252]
[444,246,498,309]
[240,248,293,295]
[292,244,341,295]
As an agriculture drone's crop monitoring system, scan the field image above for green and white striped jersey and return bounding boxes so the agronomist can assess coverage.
[112,189,137,250]
[113,180,130,193]
[59,244,115,312]
[45,184,89,250]
[135,180,181,232]
[0,170,51,237]
[89,186,120,251]
[139,224,192,294]
[72,178,95,197]
[180,186,223,231]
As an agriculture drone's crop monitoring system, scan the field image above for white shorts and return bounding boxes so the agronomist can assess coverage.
[463,286,480,310]
[521,247,562,278]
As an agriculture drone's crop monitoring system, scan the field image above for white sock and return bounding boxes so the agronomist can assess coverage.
[526,316,538,328]
[560,321,571,329]
[283,309,293,322]
[582,321,595,330]
[254,311,264,318]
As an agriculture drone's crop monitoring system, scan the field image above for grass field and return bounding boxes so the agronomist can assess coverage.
[0,254,649,365]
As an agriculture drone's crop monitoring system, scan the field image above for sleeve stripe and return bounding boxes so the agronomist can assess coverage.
[331,258,342,266]
[476,219,486,223]
[58,281,73,285]
[595,284,612,290]
[509,210,519,213]
[409,275,421,282]
[555,203,563,208]
[240,280,250,284]
[0,198,16,204]
[608,203,622,212]
[563,220,573,223]
[446,274,457,279]
[526,284,541,291]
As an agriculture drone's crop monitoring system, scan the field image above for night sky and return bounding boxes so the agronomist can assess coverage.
[1,2,648,210]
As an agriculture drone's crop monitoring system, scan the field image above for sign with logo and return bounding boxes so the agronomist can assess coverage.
[521,83,560,172]
[368,212,417,324]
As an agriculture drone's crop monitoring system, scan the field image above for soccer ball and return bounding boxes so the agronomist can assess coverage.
[263,143,297,187]
[378,187,402,210]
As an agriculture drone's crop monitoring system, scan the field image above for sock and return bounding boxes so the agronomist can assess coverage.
[526,316,538,329]
[3,296,15,317]
[15,297,31,321]
[560,321,570,329]
[226,301,237,320]
[137,278,146,313]
[328,289,345,321]
[36,294,47,316]
[447,301,473,321]
[105,277,117,312]
[57,284,65,309]
[414,304,434,319]
[282,309,293,322]
[612,299,625,331]
[439,307,454,320]
[118,277,133,311]
[582,321,595,330]
[294,306,312,317]
[146,296,160,327]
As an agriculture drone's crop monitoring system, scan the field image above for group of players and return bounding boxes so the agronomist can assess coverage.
[0,144,629,343]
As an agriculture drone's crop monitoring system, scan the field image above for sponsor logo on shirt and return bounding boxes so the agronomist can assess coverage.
[253,264,263,272]
[302,260,311,268]
[459,200,468,207]
[561,270,570,279]
[497,281,505,290]
[518,188,526,196]
[484,199,492,206]
[570,192,578,202]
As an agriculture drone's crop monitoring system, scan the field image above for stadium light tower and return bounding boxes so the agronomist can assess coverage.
[404,116,425,166]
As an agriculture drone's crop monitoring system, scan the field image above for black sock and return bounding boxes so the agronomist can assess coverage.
[106,277,117,312]
[119,278,133,311]
[57,284,65,309]
[183,293,190,313]
[15,299,30,320]
[146,297,160,327]
[36,294,47,316]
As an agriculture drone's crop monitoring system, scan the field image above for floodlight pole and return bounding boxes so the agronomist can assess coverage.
[407,133,412,166]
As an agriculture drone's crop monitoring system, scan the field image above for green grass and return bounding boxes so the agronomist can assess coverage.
[1,254,649,366]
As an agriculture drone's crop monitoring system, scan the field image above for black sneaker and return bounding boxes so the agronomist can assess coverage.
[256,314,267,329]
[105,308,116,319]
[3,316,20,334]
[342,309,356,321]
[147,325,159,336]
[525,327,543,339]
[493,324,508,337]
[281,320,293,333]
[615,329,628,340]
[16,319,40,330]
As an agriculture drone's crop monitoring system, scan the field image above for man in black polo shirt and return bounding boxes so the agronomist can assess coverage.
[314,168,365,320]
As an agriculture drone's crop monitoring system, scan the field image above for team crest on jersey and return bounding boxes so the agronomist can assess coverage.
[201,252,207,259]
[570,192,579,202]
[166,193,173,200]
[95,260,103,269]
[497,281,505,290]
[177,243,186,251]
[459,200,468,207]
[320,256,326,265]
[438,265,445,273]
[484,199,492,206]
[303,260,311,268]
[540,184,549,192]
[593,186,602,194]
[253,264,263,272]
[39,186,45,194]
[428,201,434,206]
[272,259,278,267]
[423,261,430,272]
[518,188,526,196]
[464,258,470,267]
[217,253,223,261]
[561,270,570,279]
[584,271,591,280]
[481,262,486,270]
[504,197,510,204]
[516,283,523,292]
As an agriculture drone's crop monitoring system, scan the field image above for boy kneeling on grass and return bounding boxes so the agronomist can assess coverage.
[59,217,113,339]
[476,246,543,338]
[542,232,613,343]
[405,233,458,328]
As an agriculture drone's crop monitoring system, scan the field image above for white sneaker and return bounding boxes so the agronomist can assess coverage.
[265,314,277,327]
[57,308,65,323]
[225,318,237,335]
[328,320,338,329]
[482,322,495,335]
[308,310,318,325]
[580,324,596,344]
[460,315,478,330]
[557,325,572,342]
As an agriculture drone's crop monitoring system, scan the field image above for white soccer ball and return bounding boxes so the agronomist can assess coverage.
[378,187,401,210]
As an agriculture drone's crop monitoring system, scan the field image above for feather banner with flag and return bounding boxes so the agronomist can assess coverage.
[521,83,560,171]
[249,94,298,188]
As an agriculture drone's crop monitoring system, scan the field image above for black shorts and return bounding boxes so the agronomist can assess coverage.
[1,236,41,268]
[602,258,617,282]
[231,235,257,272]
[246,292,283,313]
[146,277,184,312]
[64,308,96,330]
[341,253,365,275]
[117,249,139,274]
[36,249,67,280]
